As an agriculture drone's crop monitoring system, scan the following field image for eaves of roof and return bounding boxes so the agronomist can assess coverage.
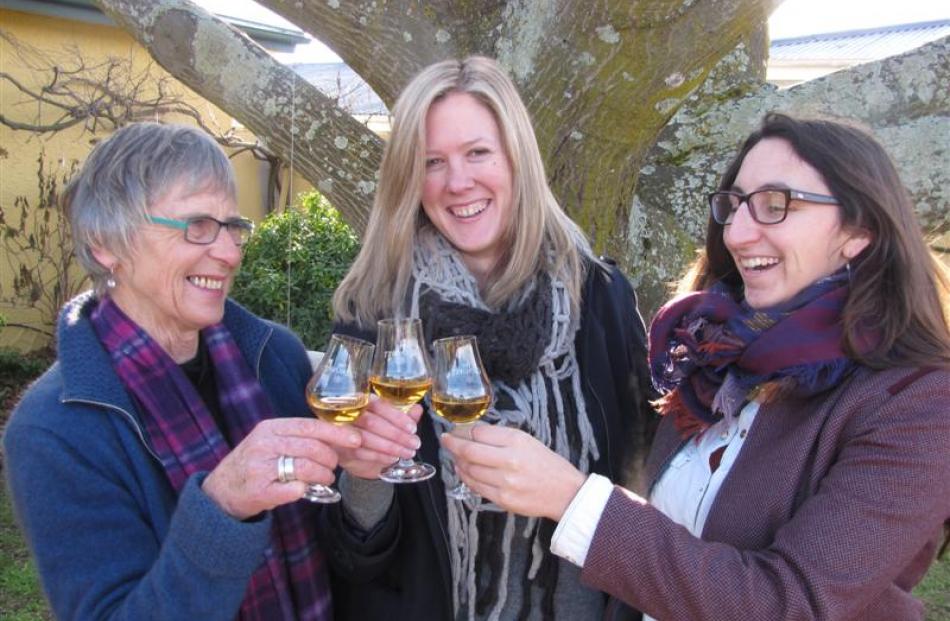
[4,0,309,50]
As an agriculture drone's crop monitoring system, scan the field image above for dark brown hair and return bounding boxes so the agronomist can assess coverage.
[684,112,950,369]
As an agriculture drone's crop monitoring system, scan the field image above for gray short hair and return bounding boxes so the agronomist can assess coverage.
[64,122,236,296]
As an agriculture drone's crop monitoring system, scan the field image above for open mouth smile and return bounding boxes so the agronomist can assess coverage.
[738,256,780,271]
[449,200,489,219]
[187,276,226,290]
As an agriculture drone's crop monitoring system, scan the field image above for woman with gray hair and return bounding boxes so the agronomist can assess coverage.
[3,122,358,620]
[320,56,656,620]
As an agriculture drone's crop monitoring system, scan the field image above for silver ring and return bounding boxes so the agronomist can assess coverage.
[277,454,296,483]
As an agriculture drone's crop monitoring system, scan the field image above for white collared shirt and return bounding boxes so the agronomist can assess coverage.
[551,400,761,570]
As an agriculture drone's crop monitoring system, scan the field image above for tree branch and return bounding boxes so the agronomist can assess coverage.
[94,0,384,232]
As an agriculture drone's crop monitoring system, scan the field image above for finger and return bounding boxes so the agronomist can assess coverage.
[356,414,420,449]
[406,403,424,424]
[262,436,348,465]
[446,434,517,470]
[269,480,309,505]
[440,432,479,460]
[356,428,420,460]
[462,463,524,495]
[364,396,419,433]
[287,457,338,486]
[469,424,522,447]
[266,417,362,448]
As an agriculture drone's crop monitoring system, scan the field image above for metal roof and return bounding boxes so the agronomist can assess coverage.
[5,0,309,51]
[770,19,950,61]
[291,63,389,116]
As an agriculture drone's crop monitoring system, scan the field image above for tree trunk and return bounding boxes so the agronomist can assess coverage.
[96,0,948,317]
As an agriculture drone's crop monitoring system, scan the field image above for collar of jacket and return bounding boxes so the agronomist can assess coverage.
[57,291,272,415]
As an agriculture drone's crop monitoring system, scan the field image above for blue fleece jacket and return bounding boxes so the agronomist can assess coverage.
[3,293,320,620]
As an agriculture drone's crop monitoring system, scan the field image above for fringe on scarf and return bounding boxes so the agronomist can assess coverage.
[410,230,598,620]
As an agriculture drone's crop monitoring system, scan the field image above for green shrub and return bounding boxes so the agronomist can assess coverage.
[232,192,359,351]
[0,347,54,411]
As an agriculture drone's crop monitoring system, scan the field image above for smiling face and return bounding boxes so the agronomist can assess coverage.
[94,184,242,360]
[723,137,870,310]
[421,91,514,281]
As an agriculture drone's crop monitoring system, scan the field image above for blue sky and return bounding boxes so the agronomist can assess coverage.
[197,0,950,63]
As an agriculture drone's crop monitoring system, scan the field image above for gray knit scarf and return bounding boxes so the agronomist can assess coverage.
[409,228,598,620]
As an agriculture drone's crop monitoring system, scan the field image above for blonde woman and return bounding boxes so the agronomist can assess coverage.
[319,57,656,620]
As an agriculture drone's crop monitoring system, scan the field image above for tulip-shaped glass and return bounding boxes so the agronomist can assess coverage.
[430,335,493,501]
[372,318,437,483]
[304,334,375,502]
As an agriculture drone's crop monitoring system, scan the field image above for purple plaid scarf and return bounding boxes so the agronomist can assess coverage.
[648,271,874,438]
[90,296,330,621]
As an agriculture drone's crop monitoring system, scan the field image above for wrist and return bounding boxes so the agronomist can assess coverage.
[201,471,247,520]
[551,468,587,521]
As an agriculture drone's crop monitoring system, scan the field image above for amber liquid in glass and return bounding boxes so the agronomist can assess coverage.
[370,376,432,409]
[431,394,491,425]
[307,393,369,424]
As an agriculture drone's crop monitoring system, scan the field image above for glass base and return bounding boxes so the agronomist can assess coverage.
[302,484,342,503]
[446,482,479,503]
[379,458,436,483]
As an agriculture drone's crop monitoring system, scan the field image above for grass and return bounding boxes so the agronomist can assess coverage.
[0,483,51,621]
[920,555,950,619]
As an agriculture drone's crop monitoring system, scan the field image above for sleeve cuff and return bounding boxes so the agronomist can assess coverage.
[339,471,394,532]
[173,473,273,577]
[550,473,614,567]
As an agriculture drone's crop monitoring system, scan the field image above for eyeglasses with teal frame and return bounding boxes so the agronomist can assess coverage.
[146,215,255,246]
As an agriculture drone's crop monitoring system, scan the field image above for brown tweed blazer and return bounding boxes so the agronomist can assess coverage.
[581,366,950,621]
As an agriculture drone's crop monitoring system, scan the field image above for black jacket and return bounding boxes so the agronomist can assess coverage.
[321,262,656,620]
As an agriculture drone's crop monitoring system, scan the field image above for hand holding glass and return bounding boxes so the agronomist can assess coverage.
[304,334,374,503]
[372,318,437,483]
[431,335,493,501]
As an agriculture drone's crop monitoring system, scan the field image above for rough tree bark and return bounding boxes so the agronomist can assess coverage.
[632,36,950,309]
[94,0,948,315]
[94,0,777,307]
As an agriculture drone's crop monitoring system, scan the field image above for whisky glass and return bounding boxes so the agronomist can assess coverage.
[304,334,374,502]
[431,335,492,501]
[373,318,437,483]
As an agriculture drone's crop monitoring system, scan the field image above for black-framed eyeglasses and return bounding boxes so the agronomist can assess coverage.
[708,189,840,225]
[146,215,255,246]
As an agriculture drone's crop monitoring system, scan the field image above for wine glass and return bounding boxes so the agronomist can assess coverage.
[304,334,375,503]
[430,335,493,502]
[372,318,437,483]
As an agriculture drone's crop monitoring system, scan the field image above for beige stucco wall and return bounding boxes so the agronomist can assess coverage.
[1,8,311,351]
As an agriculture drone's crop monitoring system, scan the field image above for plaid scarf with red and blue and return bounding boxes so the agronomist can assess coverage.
[648,271,871,438]
[90,296,330,621]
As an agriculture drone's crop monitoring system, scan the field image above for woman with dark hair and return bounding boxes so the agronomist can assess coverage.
[445,113,950,619]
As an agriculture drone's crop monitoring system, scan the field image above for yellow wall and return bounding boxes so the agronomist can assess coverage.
[1,8,307,351]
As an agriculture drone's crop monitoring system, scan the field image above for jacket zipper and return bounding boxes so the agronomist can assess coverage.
[62,327,274,466]
[62,397,162,463]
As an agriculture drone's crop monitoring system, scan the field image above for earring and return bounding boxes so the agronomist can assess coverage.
[845,261,852,283]
[106,265,117,289]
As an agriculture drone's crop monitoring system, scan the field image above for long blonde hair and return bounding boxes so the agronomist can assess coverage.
[333,56,594,326]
